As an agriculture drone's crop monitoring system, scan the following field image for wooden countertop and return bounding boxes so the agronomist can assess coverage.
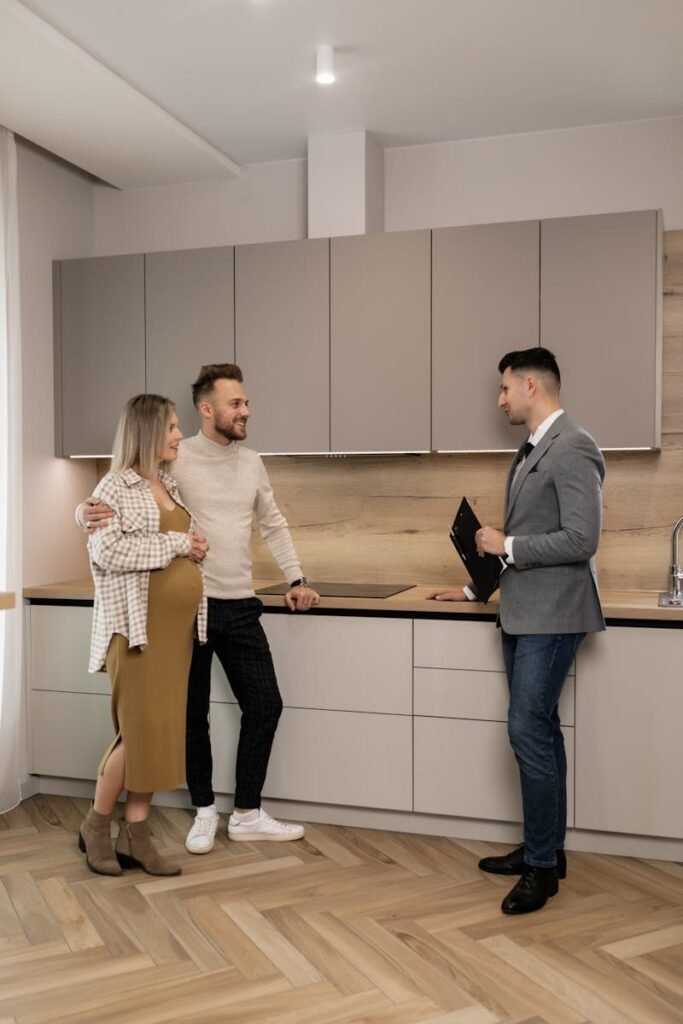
[0,592,15,611]
[21,579,683,622]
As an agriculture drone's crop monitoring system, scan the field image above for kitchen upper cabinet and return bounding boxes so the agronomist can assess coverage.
[432,221,539,452]
[575,628,683,839]
[235,238,329,453]
[145,247,235,438]
[55,255,145,456]
[330,230,431,453]
[541,210,662,449]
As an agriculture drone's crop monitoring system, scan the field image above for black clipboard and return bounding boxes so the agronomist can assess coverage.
[449,497,505,603]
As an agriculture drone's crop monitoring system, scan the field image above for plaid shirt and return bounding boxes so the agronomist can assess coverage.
[87,468,207,672]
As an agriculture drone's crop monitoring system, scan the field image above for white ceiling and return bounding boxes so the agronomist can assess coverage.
[4,0,683,186]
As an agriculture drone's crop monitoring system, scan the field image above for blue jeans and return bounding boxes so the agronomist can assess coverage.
[501,630,585,868]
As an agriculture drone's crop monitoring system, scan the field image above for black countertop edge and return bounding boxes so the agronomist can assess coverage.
[24,597,683,628]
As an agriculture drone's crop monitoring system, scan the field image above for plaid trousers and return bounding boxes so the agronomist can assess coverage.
[185,597,283,809]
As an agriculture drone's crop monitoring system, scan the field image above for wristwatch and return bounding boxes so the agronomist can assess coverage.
[288,577,310,589]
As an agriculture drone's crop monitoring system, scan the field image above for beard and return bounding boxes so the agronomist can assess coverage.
[214,417,247,442]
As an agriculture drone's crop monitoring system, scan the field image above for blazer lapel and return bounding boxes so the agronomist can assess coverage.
[505,413,569,521]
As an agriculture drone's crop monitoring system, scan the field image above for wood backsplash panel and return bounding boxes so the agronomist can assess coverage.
[253,230,683,593]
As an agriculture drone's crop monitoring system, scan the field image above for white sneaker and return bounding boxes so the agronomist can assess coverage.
[227,808,305,842]
[185,809,219,854]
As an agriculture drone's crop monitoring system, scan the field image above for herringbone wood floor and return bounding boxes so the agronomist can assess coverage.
[0,796,681,1024]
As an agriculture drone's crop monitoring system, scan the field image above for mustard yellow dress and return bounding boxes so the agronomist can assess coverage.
[99,504,203,792]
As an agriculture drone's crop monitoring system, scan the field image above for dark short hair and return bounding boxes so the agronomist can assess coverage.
[191,363,244,408]
[498,347,561,389]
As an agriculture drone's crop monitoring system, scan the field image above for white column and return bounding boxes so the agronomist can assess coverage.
[307,132,384,238]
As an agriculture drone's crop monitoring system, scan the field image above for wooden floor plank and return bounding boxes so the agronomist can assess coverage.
[264,904,374,995]
[410,923,584,1024]
[15,962,199,1024]
[303,909,421,1002]
[37,876,104,952]
[220,900,324,986]
[184,894,278,979]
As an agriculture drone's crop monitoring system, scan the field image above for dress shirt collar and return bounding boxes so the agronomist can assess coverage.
[528,408,564,447]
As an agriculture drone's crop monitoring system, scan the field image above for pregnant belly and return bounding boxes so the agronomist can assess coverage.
[148,556,203,615]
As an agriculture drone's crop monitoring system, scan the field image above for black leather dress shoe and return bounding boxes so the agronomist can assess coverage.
[501,866,559,915]
[478,844,567,879]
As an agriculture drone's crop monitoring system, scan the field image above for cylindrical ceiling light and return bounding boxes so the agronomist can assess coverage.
[316,44,335,85]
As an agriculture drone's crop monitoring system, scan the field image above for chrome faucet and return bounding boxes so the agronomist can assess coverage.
[658,516,683,607]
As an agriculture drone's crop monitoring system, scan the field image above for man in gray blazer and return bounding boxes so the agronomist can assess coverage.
[433,347,605,914]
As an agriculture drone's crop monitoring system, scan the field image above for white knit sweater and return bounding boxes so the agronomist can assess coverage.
[173,432,302,600]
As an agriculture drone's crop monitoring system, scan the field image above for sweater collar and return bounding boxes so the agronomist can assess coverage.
[191,430,238,457]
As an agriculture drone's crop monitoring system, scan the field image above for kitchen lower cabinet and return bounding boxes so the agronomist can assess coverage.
[414,717,574,824]
[264,708,412,810]
[575,629,683,839]
[31,690,113,779]
[29,605,107,695]
[209,703,412,811]
[414,620,574,725]
[262,615,412,714]
[210,615,412,715]
[413,618,575,822]
[25,602,680,848]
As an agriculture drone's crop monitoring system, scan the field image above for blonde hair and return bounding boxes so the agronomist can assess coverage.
[111,394,175,478]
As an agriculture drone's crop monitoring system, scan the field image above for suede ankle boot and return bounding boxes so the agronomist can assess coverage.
[115,819,182,876]
[78,807,122,876]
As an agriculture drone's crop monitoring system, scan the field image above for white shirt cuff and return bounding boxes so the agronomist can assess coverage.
[504,536,515,563]
[463,585,477,602]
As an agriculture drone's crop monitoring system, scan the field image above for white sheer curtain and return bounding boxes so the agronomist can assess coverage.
[0,126,23,813]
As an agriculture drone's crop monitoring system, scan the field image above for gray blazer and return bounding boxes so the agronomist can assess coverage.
[495,413,606,635]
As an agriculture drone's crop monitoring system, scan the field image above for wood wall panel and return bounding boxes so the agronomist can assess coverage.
[251,230,683,595]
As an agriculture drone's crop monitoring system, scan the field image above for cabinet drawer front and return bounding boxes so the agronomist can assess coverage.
[414,620,575,677]
[31,691,113,778]
[414,717,574,824]
[264,708,412,811]
[262,616,412,714]
[414,621,505,671]
[29,606,108,695]
[414,668,575,725]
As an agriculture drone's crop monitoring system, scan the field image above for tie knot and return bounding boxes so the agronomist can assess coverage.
[522,441,534,459]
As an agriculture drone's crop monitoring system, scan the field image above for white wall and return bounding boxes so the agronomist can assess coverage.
[91,116,683,257]
[385,116,683,231]
[17,141,96,586]
[94,158,307,255]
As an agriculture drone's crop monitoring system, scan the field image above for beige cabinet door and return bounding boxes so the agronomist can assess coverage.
[262,615,412,714]
[414,717,575,824]
[576,629,683,838]
[541,210,661,449]
[145,248,235,439]
[331,230,430,453]
[432,221,539,452]
[56,255,145,456]
[28,605,106,695]
[235,238,329,454]
[31,691,113,778]
[264,708,413,810]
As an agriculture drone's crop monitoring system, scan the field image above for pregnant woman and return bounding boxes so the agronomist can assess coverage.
[79,394,208,876]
